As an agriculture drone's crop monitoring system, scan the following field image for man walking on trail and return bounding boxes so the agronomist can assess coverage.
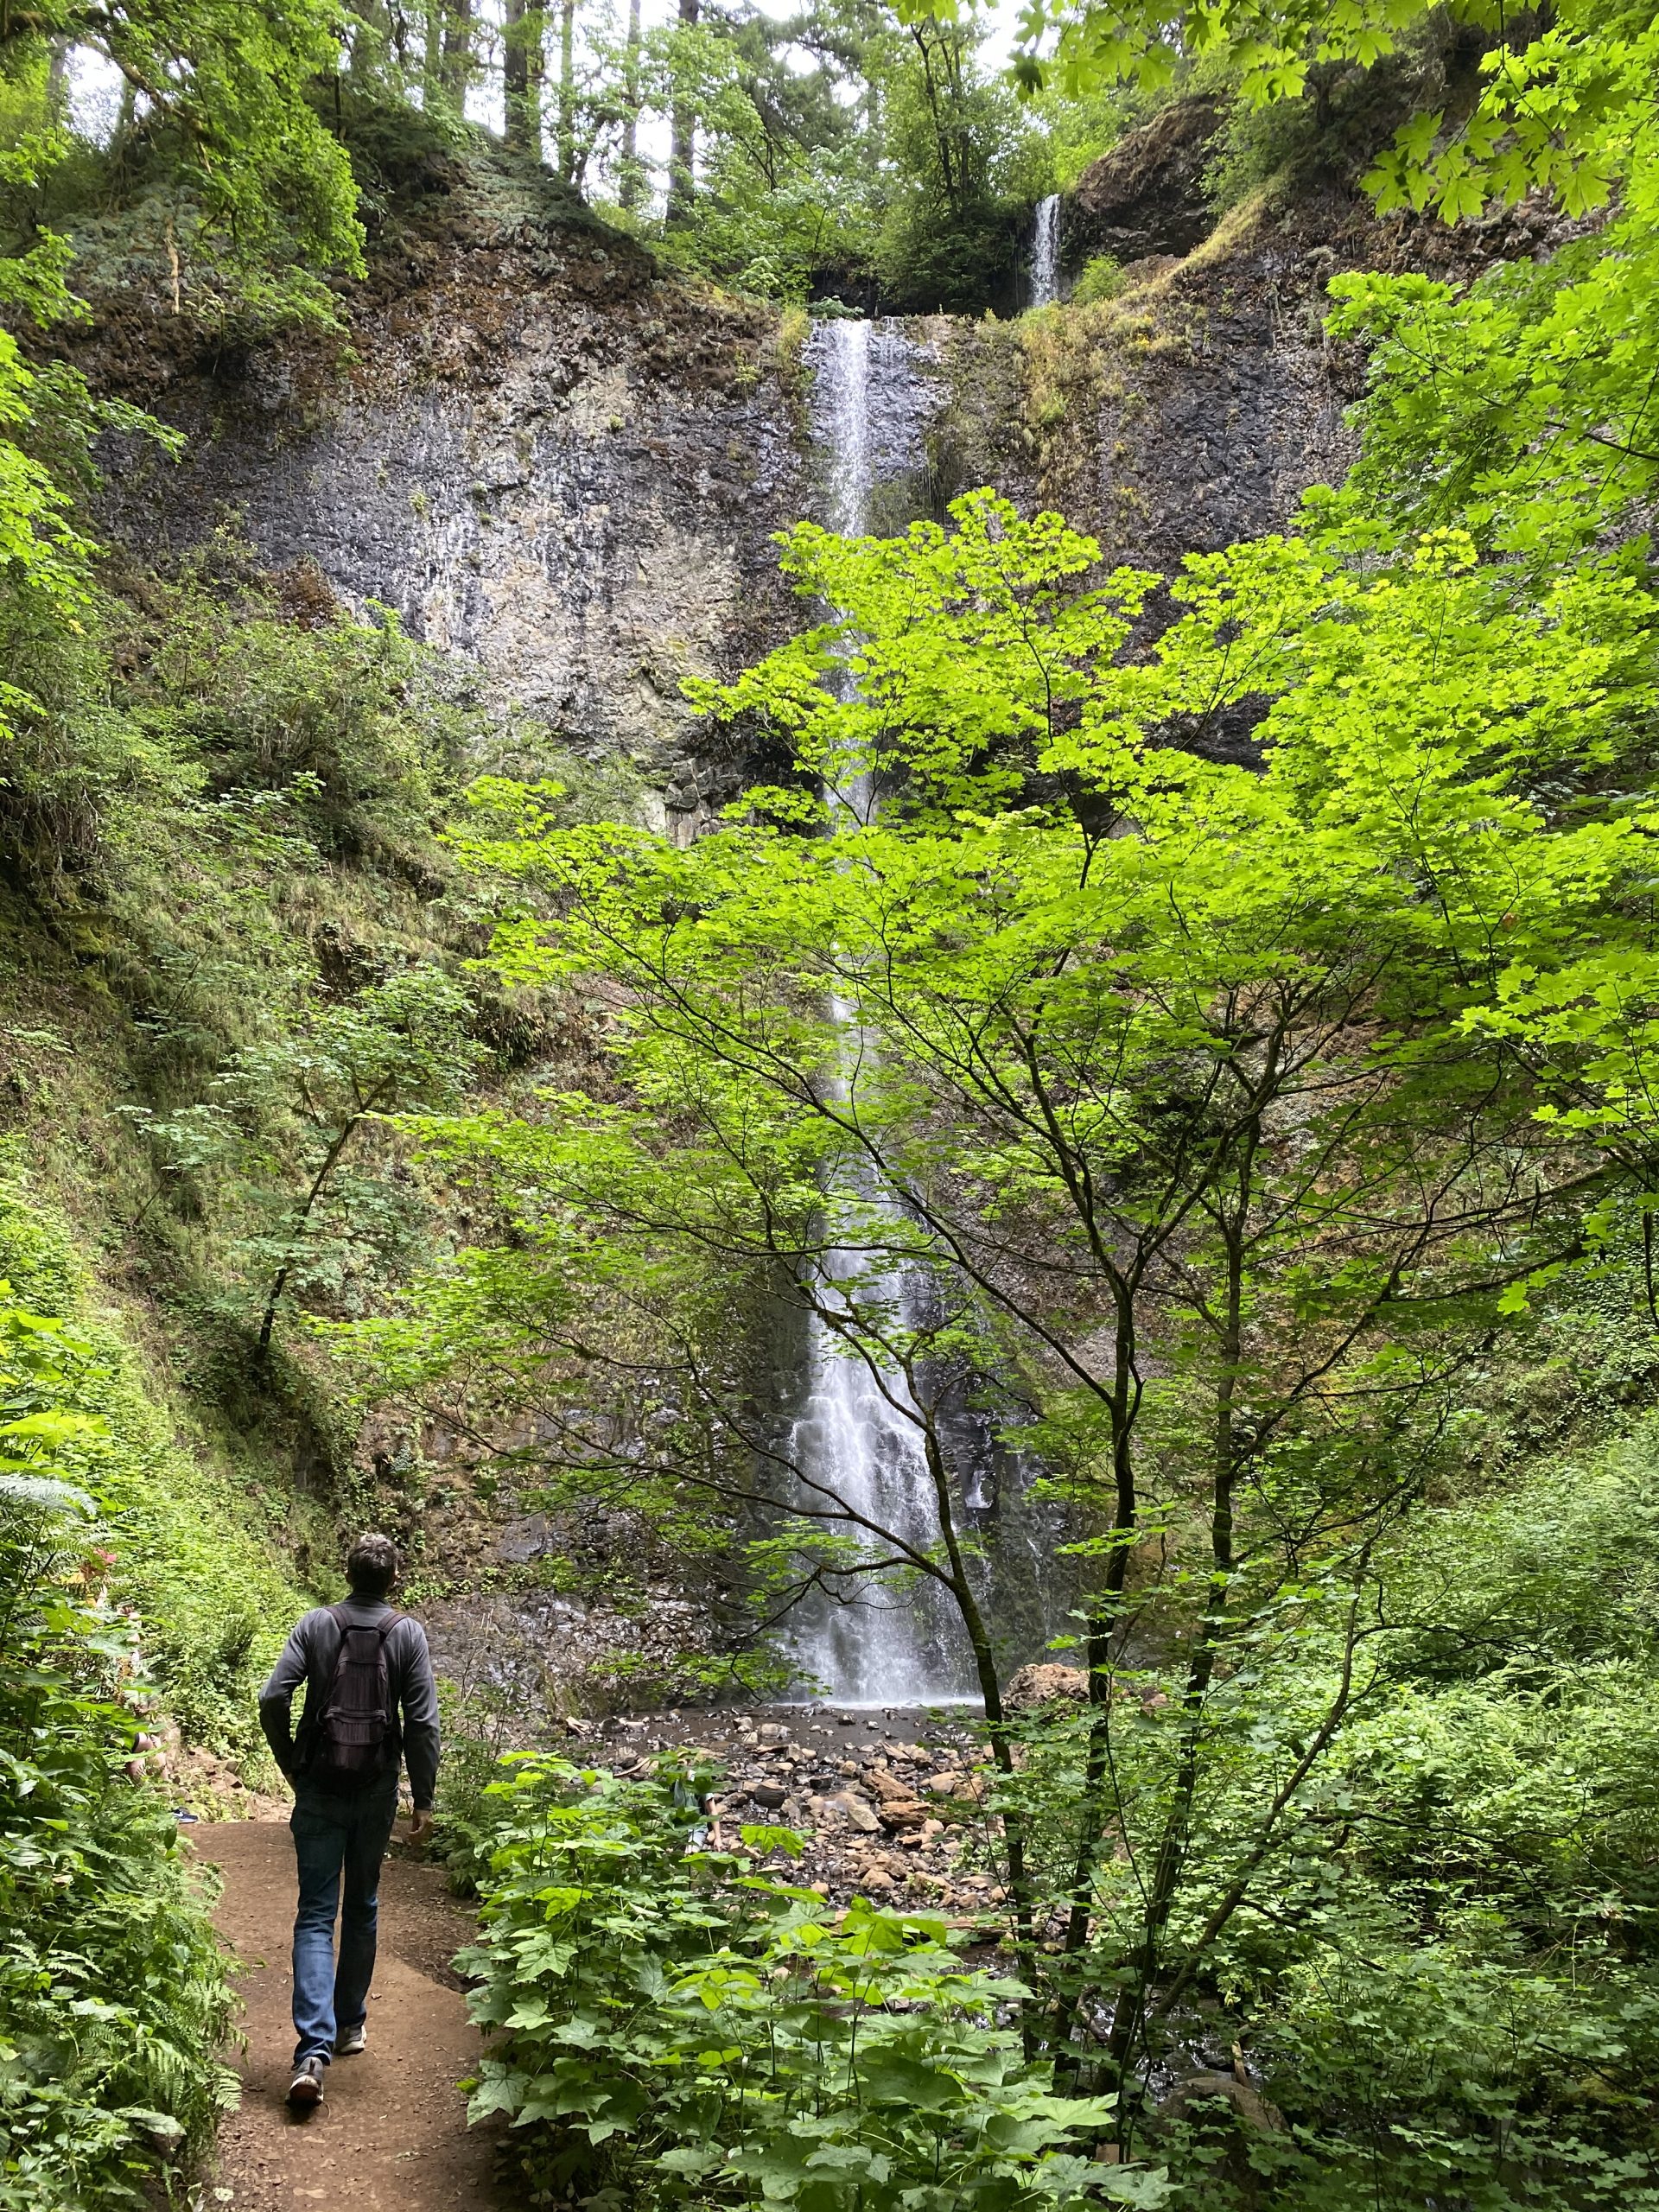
[258,1531,441,2111]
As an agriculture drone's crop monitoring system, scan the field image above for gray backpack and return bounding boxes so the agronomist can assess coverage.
[306,1605,401,1790]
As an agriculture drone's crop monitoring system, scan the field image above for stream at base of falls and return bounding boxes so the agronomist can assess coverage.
[775,317,1068,1709]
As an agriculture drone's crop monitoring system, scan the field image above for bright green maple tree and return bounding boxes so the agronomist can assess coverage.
[359,487,1658,2120]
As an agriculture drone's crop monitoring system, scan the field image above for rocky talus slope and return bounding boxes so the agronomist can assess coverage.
[565,1667,1090,1917]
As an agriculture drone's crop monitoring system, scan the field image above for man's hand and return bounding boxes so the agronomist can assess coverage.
[406,1808,435,1847]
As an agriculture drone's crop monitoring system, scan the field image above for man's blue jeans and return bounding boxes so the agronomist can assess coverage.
[289,1778,399,2066]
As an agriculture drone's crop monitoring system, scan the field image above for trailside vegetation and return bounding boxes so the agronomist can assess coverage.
[456,1756,1134,2210]
[0,9,488,2186]
[0,1284,236,2208]
[0,56,583,2210]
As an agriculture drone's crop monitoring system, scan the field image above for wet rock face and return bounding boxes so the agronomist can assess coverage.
[939,175,1588,778]
[92,188,807,832]
[934,219,1360,648]
[418,1573,720,1718]
[1088,272,1355,596]
[942,162,1588,730]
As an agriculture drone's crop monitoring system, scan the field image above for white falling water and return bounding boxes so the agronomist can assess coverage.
[784,1069,974,1706]
[786,318,976,1707]
[1030,194,1062,308]
[815,318,872,536]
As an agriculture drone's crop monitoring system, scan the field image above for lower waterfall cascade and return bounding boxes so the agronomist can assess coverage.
[779,318,1066,1708]
[785,315,974,1707]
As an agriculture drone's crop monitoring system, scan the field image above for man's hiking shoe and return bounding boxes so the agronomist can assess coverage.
[287,2057,326,2109]
[334,2024,367,2056]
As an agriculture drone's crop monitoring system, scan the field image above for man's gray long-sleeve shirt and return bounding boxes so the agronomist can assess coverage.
[258,1596,441,1809]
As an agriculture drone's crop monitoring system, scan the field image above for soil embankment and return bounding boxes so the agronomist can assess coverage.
[196,1821,498,2212]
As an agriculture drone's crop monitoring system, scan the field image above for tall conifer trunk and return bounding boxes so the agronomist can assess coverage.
[557,0,576,181]
[504,0,539,155]
[667,0,698,224]
[619,0,642,208]
[423,0,443,105]
[441,0,474,99]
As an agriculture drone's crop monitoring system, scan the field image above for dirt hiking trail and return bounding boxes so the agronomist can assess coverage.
[196,1821,503,2211]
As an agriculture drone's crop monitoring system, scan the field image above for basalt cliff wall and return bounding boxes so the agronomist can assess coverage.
[80,154,810,837]
[79,119,1580,804]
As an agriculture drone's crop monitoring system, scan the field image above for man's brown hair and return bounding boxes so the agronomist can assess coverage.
[346,1530,399,1600]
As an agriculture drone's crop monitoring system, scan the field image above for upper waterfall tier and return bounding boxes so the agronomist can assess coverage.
[804,317,943,543]
[1030,195,1062,308]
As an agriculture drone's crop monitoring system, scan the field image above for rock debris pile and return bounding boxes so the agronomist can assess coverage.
[581,1707,1014,1916]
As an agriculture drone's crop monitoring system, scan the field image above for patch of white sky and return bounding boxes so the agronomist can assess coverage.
[67,48,127,143]
[64,0,1023,200]
[457,0,1025,200]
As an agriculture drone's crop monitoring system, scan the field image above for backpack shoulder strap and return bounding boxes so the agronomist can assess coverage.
[327,1603,401,1637]
[378,1612,404,1700]
[321,1604,356,1687]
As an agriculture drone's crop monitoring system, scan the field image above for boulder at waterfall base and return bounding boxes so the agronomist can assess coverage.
[1004,1662,1090,1708]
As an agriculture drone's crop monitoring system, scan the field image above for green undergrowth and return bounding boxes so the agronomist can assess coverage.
[0,556,476,1732]
[0,1161,311,1768]
[1006,1427,1659,2208]
[0,1287,237,2209]
[0,537,658,1765]
[457,1756,1147,2212]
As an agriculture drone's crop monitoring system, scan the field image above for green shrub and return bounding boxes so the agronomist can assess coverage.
[0,586,168,893]
[1193,22,1472,215]
[0,1170,308,1764]
[1107,1439,1659,2209]
[1243,1930,1659,2212]
[1070,255,1126,305]
[0,1294,235,2209]
[0,556,471,914]
[137,579,467,863]
[460,1754,1163,2209]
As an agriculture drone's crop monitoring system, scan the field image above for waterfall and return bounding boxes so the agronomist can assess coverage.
[815,318,873,536]
[785,318,977,1707]
[804,317,939,537]
[783,1103,977,1706]
[1030,194,1062,308]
